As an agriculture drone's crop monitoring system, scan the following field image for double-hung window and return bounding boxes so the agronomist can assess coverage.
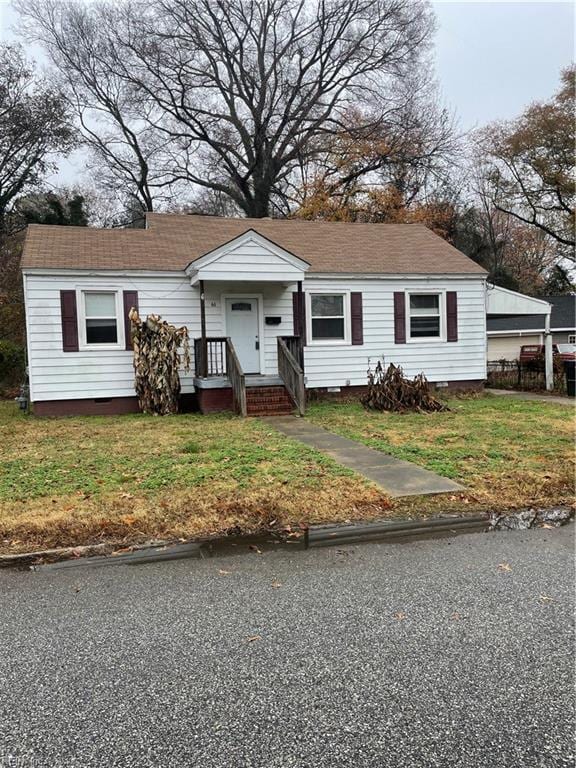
[81,290,122,347]
[309,293,348,343]
[408,293,442,339]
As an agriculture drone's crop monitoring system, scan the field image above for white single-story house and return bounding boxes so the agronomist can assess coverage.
[21,214,488,416]
[487,292,576,360]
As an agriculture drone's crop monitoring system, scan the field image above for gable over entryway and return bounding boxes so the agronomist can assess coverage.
[185,229,310,284]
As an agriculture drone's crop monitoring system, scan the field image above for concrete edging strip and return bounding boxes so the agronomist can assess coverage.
[0,515,493,570]
[306,516,489,548]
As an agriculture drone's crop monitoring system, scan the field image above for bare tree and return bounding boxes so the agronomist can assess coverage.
[0,43,74,231]
[18,0,176,213]
[19,0,434,218]
[477,67,575,259]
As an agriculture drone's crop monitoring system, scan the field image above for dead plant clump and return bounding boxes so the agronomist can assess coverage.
[129,308,191,415]
[361,361,448,413]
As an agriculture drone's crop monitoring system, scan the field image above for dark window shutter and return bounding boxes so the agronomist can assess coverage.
[60,290,79,352]
[351,292,363,345]
[393,292,406,344]
[123,290,139,350]
[292,291,306,345]
[446,291,458,342]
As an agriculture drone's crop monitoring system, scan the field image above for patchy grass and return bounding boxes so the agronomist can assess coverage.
[2,393,573,555]
[307,394,575,518]
[0,403,389,554]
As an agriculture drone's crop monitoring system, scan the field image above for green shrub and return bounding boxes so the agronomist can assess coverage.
[0,340,25,387]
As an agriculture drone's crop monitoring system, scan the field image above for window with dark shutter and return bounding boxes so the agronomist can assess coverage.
[123,290,139,350]
[351,292,363,345]
[393,292,406,344]
[409,294,441,338]
[60,290,79,352]
[292,291,306,344]
[309,294,346,341]
[446,291,458,342]
[84,292,118,344]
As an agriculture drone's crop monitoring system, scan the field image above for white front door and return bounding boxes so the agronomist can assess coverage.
[225,297,260,373]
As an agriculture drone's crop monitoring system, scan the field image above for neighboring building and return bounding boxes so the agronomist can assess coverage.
[21,214,488,416]
[487,294,576,361]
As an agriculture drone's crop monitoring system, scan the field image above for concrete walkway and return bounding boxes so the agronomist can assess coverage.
[489,389,574,407]
[268,417,464,498]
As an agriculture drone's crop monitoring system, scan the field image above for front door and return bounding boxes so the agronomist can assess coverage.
[225,297,260,373]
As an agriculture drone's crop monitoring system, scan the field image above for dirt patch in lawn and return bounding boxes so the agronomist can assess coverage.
[0,404,390,554]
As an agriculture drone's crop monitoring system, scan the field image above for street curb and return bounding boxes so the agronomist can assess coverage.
[305,515,489,548]
[1,515,489,570]
[0,539,173,569]
[1,531,303,571]
[2,510,571,570]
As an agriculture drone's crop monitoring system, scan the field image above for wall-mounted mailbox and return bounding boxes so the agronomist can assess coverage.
[265,316,281,326]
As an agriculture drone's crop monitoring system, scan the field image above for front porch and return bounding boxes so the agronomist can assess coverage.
[192,336,305,417]
[184,227,311,416]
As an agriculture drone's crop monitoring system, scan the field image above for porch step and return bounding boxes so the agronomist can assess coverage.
[247,405,294,416]
[245,385,295,416]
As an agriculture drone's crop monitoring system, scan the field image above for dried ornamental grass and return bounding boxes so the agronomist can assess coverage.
[129,308,191,414]
[361,361,448,413]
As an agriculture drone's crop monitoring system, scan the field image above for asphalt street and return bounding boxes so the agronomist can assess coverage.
[0,528,574,768]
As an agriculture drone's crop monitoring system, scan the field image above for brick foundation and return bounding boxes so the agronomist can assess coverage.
[33,393,197,417]
[436,379,485,393]
[308,380,485,402]
[196,387,234,414]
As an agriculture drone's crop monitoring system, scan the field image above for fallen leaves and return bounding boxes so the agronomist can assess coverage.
[393,611,406,621]
[246,635,261,643]
[111,546,133,556]
[218,569,231,575]
[497,562,512,572]
[271,580,282,589]
[539,594,556,603]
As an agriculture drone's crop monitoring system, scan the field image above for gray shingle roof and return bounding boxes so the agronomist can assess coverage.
[21,213,488,275]
[487,294,575,332]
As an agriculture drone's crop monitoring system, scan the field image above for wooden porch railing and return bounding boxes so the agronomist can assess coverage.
[225,338,247,416]
[278,336,305,416]
[194,337,227,377]
[281,334,304,371]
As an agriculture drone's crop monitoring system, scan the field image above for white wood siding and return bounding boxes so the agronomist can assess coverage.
[24,273,294,401]
[25,273,199,402]
[302,277,487,387]
[24,271,486,402]
[193,240,305,283]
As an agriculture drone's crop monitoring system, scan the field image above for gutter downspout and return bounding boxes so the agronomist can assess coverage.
[544,310,553,391]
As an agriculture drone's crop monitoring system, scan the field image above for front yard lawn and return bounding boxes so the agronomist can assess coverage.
[0,402,388,554]
[1,393,573,555]
[307,394,575,518]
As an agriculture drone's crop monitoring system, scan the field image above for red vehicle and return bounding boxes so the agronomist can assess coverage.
[520,344,575,366]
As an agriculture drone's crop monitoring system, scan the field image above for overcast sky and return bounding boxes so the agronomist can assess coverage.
[0,0,574,186]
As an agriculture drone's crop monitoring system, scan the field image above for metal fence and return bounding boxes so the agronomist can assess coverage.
[486,360,567,393]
